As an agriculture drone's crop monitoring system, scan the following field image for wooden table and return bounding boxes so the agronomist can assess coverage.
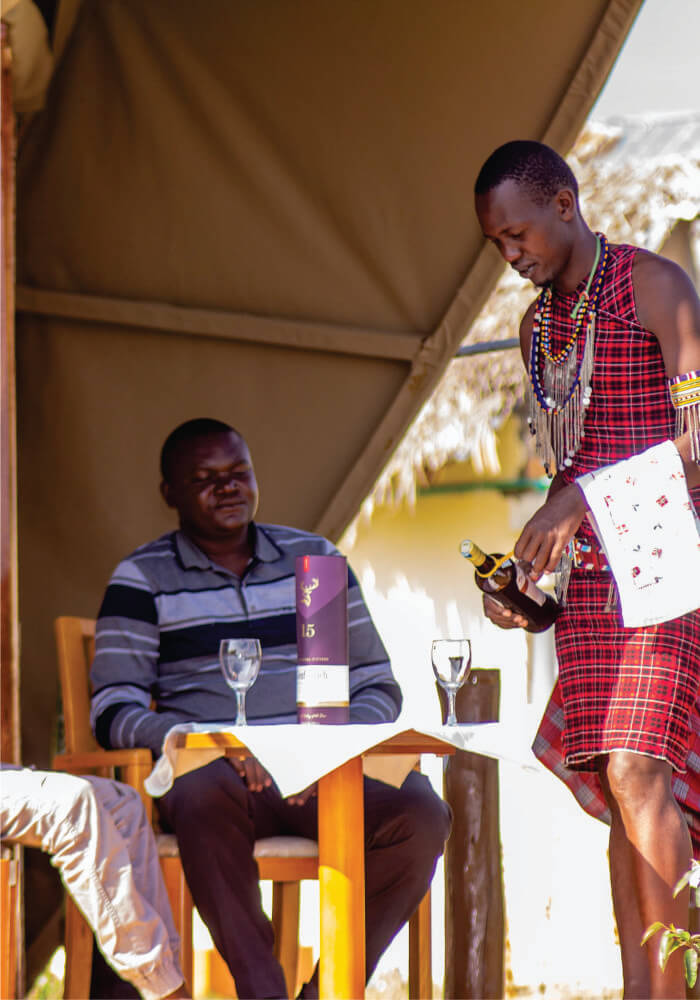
[173,727,456,999]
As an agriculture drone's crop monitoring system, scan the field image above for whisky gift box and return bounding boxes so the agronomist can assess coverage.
[296,554,349,724]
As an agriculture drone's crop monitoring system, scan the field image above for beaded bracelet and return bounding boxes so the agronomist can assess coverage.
[669,370,700,463]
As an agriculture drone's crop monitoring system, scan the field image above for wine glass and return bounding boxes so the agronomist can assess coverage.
[431,639,472,726]
[219,638,262,726]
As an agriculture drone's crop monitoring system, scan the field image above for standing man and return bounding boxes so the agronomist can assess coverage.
[90,418,451,1000]
[474,140,700,998]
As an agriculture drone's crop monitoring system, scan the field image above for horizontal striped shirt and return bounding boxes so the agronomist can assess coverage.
[91,524,401,755]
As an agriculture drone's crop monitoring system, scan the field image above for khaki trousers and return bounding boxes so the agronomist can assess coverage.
[0,766,183,1000]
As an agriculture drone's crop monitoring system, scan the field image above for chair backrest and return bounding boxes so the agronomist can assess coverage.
[55,616,98,754]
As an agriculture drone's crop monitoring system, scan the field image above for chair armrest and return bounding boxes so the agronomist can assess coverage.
[53,749,154,820]
[53,749,152,768]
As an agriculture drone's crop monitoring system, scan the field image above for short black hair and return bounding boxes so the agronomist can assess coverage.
[474,140,578,205]
[160,418,242,482]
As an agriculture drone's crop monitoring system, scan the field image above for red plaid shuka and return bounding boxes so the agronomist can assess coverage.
[532,242,700,853]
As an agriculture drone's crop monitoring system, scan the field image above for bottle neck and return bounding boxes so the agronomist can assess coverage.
[461,540,496,573]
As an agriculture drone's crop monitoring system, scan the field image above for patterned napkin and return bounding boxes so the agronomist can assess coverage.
[576,441,700,627]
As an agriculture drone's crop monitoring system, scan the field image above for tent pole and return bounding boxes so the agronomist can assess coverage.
[1,23,24,999]
[1,22,21,766]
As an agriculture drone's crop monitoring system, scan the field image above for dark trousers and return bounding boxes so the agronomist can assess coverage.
[158,757,451,999]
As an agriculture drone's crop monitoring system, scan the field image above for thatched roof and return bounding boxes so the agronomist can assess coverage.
[353,112,700,525]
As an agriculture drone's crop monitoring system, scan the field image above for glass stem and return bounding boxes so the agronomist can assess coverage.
[235,689,247,726]
[446,688,457,726]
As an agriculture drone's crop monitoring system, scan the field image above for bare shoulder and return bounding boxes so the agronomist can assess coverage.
[632,249,700,333]
[519,297,538,365]
[632,247,700,373]
[632,247,696,289]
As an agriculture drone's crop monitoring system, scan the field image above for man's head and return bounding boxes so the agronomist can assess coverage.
[475,140,579,206]
[160,418,259,541]
[474,140,582,286]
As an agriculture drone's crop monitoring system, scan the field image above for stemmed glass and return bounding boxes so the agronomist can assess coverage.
[431,639,472,726]
[219,638,262,726]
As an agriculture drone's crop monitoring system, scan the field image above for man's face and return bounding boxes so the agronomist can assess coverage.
[475,179,573,287]
[161,432,259,540]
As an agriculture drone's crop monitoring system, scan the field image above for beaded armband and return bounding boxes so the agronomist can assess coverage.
[669,371,700,463]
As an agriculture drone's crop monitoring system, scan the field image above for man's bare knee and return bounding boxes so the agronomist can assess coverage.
[604,752,672,811]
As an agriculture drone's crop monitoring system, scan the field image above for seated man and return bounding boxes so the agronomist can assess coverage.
[0,766,189,1000]
[90,417,452,1000]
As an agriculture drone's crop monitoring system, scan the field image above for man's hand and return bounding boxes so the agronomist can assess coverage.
[482,593,529,630]
[286,782,317,807]
[230,755,273,792]
[514,482,587,580]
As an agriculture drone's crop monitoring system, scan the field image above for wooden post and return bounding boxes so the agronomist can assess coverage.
[408,887,432,999]
[1,25,23,1000]
[1,21,20,767]
[440,669,504,999]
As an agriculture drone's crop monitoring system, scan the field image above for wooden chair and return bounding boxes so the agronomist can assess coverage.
[53,616,432,998]
[52,616,318,998]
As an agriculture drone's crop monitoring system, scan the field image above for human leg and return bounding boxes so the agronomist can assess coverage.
[548,577,700,996]
[90,774,182,970]
[157,757,287,999]
[598,760,651,998]
[603,752,692,999]
[90,949,190,1000]
[0,767,186,1000]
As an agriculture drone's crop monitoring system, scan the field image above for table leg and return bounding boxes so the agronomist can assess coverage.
[317,755,365,999]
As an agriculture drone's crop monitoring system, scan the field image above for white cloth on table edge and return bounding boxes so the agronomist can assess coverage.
[144,719,538,798]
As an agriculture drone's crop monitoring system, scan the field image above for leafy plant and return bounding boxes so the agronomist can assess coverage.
[642,859,700,987]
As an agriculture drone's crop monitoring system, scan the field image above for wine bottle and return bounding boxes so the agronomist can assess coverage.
[460,539,561,633]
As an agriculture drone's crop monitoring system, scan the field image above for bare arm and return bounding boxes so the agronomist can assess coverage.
[633,250,700,490]
[483,472,575,628]
[487,253,700,628]
[484,304,588,630]
[510,299,589,581]
[514,254,700,581]
[519,299,537,366]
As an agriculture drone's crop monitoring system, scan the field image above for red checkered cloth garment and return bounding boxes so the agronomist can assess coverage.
[532,241,700,850]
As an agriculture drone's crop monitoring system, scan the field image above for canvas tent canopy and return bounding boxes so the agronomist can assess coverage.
[3,0,644,770]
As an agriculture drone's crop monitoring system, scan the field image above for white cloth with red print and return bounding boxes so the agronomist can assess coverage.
[576,440,700,628]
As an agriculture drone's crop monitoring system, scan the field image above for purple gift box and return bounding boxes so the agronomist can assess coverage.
[296,554,349,724]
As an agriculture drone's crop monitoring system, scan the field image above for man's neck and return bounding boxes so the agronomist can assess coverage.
[553,225,598,295]
[183,524,255,576]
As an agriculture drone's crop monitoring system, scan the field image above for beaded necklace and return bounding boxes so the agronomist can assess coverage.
[527,232,610,476]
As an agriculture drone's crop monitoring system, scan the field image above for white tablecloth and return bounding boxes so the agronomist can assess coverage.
[144,719,538,798]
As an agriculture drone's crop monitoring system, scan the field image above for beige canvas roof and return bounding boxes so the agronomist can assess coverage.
[6,0,643,767]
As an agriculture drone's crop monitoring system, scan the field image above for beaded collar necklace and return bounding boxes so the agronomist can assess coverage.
[527,232,610,476]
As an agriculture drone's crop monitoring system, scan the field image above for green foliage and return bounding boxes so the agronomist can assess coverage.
[644,860,700,988]
[26,965,64,999]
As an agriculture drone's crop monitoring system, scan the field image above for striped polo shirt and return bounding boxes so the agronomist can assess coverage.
[90,523,401,755]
